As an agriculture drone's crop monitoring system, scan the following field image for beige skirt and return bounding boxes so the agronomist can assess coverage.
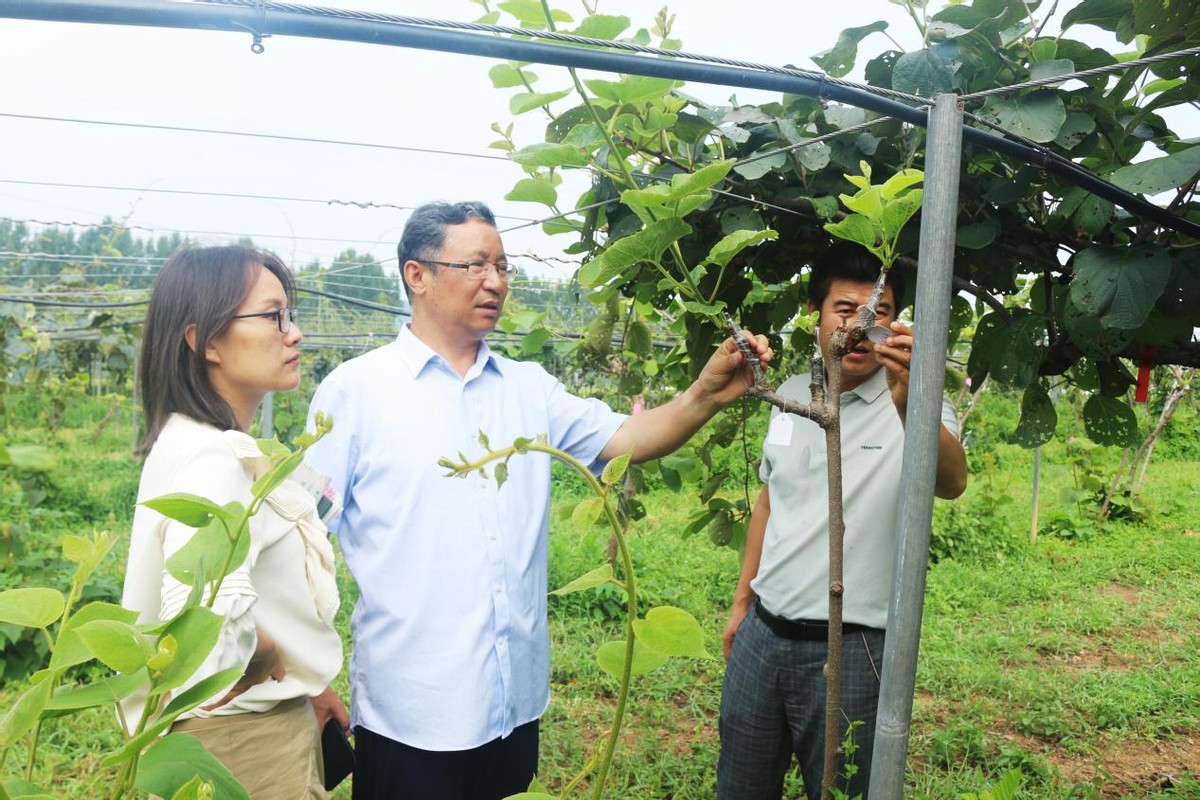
[170,695,326,800]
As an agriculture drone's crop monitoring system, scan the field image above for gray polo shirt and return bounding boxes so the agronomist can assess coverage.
[751,368,959,629]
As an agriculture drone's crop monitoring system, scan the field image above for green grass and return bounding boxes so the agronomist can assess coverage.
[3,389,1200,799]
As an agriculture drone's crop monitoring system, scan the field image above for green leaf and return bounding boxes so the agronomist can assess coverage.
[891,44,960,96]
[1009,382,1057,448]
[977,90,1066,143]
[1064,304,1132,359]
[505,178,557,207]
[510,90,572,116]
[101,666,241,769]
[825,215,881,251]
[626,321,653,356]
[65,531,118,596]
[489,62,533,89]
[44,669,148,716]
[158,665,243,721]
[879,190,923,241]
[584,76,679,104]
[663,159,736,202]
[811,21,889,77]
[0,587,65,629]
[142,493,233,528]
[1072,194,1114,236]
[165,506,250,590]
[51,601,138,671]
[1083,394,1137,447]
[0,444,53,471]
[570,497,606,533]
[732,151,785,180]
[632,606,711,658]
[154,607,225,692]
[134,733,250,800]
[601,451,633,487]
[989,313,1046,389]
[520,327,551,356]
[569,14,629,41]
[494,461,509,490]
[577,218,692,288]
[0,778,53,799]
[703,229,778,271]
[1108,146,1200,196]
[880,168,924,199]
[254,437,289,460]
[596,637,668,678]
[618,372,645,396]
[955,221,998,249]
[550,564,614,596]
[166,776,211,800]
[511,142,590,168]
[0,679,52,748]
[1070,245,1171,329]
[76,619,153,674]
[250,450,304,498]
[1054,111,1096,150]
[1029,58,1075,83]
[967,312,1004,386]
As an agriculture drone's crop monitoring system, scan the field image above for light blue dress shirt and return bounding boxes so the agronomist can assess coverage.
[305,326,626,751]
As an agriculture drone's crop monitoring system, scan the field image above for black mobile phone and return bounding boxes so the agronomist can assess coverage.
[321,719,355,791]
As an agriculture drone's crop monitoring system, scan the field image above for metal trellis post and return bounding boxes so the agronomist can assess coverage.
[868,92,964,800]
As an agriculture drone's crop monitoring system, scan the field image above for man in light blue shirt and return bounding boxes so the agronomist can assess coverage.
[305,200,771,800]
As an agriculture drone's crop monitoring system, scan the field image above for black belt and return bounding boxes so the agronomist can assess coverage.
[754,599,880,641]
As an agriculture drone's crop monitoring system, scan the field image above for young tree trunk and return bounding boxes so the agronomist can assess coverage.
[1098,447,1131,521]
[820,362,845,800]
[956,376,987,431]
[1132,367,1191,494]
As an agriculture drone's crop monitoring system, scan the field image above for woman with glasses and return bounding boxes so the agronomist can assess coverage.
[122,245,346,799]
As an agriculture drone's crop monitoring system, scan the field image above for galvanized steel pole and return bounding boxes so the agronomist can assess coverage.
[868,93,963,800]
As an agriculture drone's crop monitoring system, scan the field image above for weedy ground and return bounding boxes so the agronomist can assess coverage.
[2,392,1198,799]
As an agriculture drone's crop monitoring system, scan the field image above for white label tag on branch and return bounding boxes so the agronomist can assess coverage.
[767,414,794,447]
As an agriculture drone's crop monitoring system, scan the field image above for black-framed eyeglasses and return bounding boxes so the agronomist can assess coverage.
[420,259,513,280]
[231,306,296,333]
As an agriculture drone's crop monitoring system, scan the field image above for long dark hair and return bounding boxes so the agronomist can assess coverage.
[137,245,294,455]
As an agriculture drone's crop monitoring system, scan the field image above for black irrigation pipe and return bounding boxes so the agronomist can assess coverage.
[2,0,1198,240]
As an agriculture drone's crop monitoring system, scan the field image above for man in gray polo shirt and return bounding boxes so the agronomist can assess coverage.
[717,244,968,800]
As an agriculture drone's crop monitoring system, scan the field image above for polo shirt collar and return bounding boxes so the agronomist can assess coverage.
[843,366,890,404]
[395,325,503,380]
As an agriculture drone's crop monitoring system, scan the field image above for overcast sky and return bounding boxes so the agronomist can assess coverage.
[0,0,1142,281]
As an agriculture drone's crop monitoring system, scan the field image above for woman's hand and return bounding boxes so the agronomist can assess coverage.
[310,686,351,733]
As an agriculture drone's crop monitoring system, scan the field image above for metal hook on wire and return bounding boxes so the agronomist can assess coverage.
[231,0,271,54]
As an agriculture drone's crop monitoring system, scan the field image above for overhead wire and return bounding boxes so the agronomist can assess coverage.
[0,179,536,222]
[0,111,509,163]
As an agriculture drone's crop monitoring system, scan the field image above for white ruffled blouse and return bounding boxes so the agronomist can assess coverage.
[121,414,342,730]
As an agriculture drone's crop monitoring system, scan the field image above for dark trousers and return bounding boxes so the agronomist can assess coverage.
[352,720,539,800]
[717,608,886,800]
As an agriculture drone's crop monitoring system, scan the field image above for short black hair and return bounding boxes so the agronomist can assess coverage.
[397,201,497,300]
[807,243,906,312]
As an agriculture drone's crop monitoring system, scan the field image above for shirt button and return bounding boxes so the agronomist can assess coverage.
[494,584,502,593]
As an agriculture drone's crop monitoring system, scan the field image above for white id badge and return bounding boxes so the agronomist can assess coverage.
[767,414,794,447]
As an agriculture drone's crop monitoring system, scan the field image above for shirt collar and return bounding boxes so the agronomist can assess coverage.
[843,366,890,404]
[395,324,503,380]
